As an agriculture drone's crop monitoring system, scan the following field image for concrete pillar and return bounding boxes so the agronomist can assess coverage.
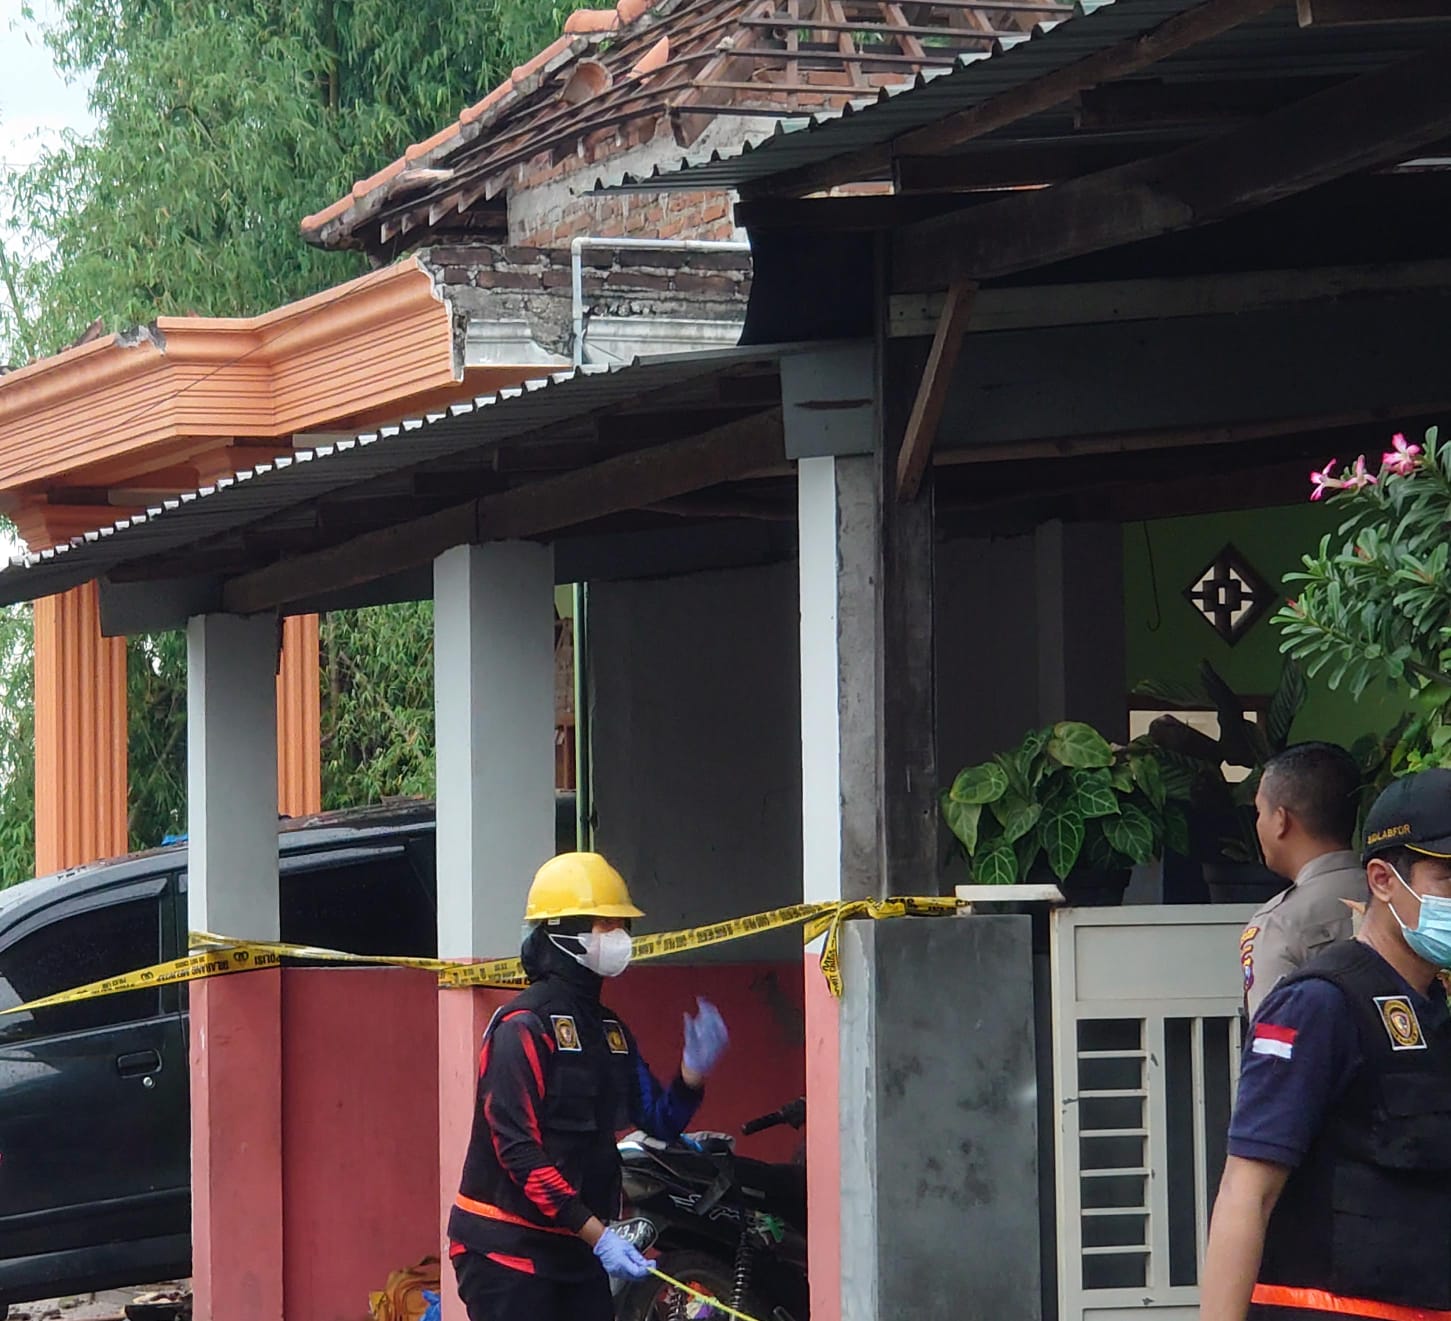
[186,612,282,1321]
[433,542,556,1321]
[33,582,127,875]
[276,613,321,818]
[794,331,940,1321]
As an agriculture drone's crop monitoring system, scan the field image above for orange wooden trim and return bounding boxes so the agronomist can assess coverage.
[276,615,321,819]
[33,583,127,876]
[0,260,460,494]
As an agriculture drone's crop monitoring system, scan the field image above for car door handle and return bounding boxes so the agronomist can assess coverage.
[116,1050,162,1078]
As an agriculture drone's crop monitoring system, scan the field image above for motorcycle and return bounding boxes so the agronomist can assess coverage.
[611,1098,808,1321]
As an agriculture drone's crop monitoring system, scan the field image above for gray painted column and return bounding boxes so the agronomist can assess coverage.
[433,541,556,960]
[792,342,889,1321]
[187,611,280,937]
[1035,520,1127,739]
[799,452,880,907]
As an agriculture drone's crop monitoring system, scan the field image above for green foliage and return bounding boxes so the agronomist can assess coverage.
[0,604,36,886]
[320,603,435,807]
[1273,427,1451,793]
[942,721,1189,886]
[3,0,567,353]
[127,631,188,849]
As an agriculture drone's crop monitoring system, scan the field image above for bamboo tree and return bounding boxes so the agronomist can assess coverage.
[0,0,567,880]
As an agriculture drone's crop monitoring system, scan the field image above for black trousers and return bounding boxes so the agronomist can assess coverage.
[453,1249,613,1321]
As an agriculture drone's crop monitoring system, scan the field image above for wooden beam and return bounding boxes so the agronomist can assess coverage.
[1298,0,1451,24]
[1074,75,1343,130]
[742,0,1282,197]
[736,192,977,231]
[896,282,976,500]
[893,47,1451,290]
[932,401,1451,465]
[893,139,1183,193]
[220,407,785,614]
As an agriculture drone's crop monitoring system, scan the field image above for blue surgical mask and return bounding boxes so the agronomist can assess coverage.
[1388,864,1451,969]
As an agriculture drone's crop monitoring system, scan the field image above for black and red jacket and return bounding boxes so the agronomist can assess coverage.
[448,963,702,1279]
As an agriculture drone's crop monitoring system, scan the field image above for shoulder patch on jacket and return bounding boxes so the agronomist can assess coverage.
[602,1019,629,1054]
[1374,995,1426,1051]
[551,1014,582,1052]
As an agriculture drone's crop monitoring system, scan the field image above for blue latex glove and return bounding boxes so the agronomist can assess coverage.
[594,1227,652,1281]
[682,997,729,1078]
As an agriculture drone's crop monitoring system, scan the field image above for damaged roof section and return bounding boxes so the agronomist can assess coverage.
[300,0,1066,258]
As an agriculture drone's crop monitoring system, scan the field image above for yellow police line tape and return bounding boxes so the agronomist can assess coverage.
[0,896,961,1020]
[648,1266,762,1321]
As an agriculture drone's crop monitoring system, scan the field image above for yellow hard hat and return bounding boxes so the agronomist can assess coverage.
[525,852,645,922]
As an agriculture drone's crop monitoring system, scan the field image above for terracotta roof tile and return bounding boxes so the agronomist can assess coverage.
[405,122,463,162]
[614,0,654,27]
[630,35,670,79]
[459,81,514,126]
[564,8,619,34]
[301,0,1064,249]
[512,34,572,84]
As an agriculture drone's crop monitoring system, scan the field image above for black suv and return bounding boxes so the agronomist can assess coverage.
[0,797,569,1313]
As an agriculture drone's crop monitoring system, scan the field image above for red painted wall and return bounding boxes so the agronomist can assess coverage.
[282,968,441,1321]
[606,961,806,1163]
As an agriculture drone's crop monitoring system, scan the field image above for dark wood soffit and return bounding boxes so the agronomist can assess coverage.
[892,45,1451,290]
[218,406,786,615]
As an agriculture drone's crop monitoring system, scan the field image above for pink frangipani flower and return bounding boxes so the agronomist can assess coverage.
[1381,432,1422,477]
[1343,455,1379,492]
[1340,458,1375,493]
[1309,459,1344,501]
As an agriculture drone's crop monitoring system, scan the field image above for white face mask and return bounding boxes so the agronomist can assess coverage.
[552,927,633,978]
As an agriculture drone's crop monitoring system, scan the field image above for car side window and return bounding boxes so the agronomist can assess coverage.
[0,897,164,1041]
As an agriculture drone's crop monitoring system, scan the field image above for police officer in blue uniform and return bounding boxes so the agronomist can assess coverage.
[1201,768,1451,1321]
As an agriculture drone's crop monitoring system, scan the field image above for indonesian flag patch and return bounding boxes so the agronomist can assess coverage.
[1252,1023,1297,1060]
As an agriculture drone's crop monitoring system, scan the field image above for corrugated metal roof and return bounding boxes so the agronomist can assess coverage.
[0,346,797,609]
[598,0,1450,193]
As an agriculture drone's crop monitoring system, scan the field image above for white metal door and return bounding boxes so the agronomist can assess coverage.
[1051,904,1254,1321]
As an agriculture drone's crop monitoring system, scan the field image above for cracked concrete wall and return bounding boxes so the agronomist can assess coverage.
[587,560,803,958]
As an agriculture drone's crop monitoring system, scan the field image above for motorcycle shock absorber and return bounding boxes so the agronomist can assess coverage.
[731,1232,755,1310]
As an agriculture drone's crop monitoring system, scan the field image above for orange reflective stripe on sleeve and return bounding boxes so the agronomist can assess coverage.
[1252,1284,1451,1321]
[453,1192,577,1237]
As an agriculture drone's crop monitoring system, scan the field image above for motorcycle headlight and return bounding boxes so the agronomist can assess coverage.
[611,1216,659,1253]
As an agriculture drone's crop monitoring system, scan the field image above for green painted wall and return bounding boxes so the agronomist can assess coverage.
[1123,504,1406,750]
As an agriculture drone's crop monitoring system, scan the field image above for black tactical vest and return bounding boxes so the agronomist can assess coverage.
[454,976,637,1238]
[1258,941,1451,1309]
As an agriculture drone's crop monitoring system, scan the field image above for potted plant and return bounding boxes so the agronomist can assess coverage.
[941,721,1190,906]
[1135,659,1306,904]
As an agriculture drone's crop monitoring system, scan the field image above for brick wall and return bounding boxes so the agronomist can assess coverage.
[422,242,751,357]
[505,115,754,247]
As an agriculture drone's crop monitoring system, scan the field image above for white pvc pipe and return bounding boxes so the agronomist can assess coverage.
[570,235,751,368]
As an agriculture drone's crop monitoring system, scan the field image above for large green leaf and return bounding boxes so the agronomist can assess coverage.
[1047,721,1114,769]
[941,797,982,853]
[1041,803,1086,880]
[1265,660,1307,751]
[972,838,1019,887]
[949,761,1009,805]
[1015,729,1049,787]
[990,791,1042,843]
[1162,804,1191,857]
[1072,768,1121,819]
[1130,756,1166,810]
[1104,803,1157,864]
